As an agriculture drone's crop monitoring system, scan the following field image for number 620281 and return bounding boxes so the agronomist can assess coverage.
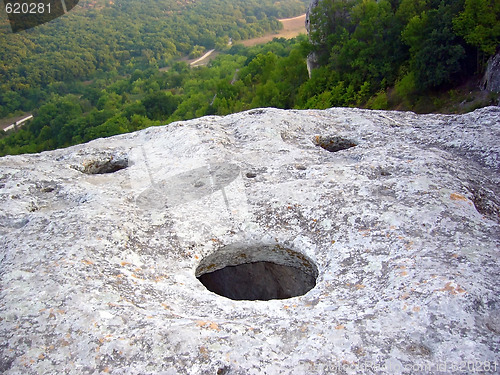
[5,2,51,14]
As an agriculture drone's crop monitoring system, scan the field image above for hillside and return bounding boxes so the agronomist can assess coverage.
[0,0,309,117]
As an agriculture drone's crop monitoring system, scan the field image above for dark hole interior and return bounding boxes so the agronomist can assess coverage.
[197,261,317,301]
[81,158,129,174]
[315,136,357,153]
[98,162,128,174]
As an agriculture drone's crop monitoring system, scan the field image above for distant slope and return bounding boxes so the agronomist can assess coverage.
[0,0,310,118]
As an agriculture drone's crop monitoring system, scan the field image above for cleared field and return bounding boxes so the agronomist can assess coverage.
[240,13,306,47]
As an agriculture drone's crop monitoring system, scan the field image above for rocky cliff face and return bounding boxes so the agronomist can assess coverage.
[305,0,318,33]
[305,0,321,75]
[481,51,500,93]
[1,107,499,374]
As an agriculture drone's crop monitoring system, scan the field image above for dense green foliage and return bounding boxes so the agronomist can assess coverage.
[306,0,499,108]
[0,38,310,155]
[0,0,308,117]
[0,0,498,156]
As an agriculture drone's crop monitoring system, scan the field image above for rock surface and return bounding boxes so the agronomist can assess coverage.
[305,0,321,75]
[1,106,500,374]
[481,51,500,93]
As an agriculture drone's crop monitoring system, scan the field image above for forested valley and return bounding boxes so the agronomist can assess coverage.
[0,0,498,156]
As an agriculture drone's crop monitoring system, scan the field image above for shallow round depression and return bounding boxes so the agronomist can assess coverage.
[195,243,318,301]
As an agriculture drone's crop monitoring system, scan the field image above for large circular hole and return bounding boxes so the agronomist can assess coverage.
[196,243,318,301]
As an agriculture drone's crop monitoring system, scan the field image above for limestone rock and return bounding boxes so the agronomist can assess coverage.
[305,0,355,75]
[481,51,500,93]
[305,0,321,75]
[304,0,319,36]
[1,107,500,374]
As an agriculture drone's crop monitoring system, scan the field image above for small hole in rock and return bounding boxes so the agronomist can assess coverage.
[75,156,129,175]
[248,109,265,115]
[246,172,257,178]
[469,186,500,221]
[314,136,357,153]
[196,244,318,301]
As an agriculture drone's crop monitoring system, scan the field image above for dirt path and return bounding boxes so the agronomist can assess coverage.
[190,49,216,66]
[159,13,307,71]
[0,114,33,132]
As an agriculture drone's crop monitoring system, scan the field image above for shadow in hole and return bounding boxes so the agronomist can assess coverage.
[198,261,316,301]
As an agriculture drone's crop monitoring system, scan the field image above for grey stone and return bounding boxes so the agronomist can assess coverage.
[305,0,356,76]
[304,0,318,36]
[305,0,321,75]
[481,51,500,93]
[0,106,499,374]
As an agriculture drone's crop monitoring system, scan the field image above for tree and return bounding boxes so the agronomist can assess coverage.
[402,6,466,91]
[244,52,278,84]
[308,0,357,65]
[453,0,500,70]
[142,91,180,121]
[395,0,428,23]
[336,0,404,90]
